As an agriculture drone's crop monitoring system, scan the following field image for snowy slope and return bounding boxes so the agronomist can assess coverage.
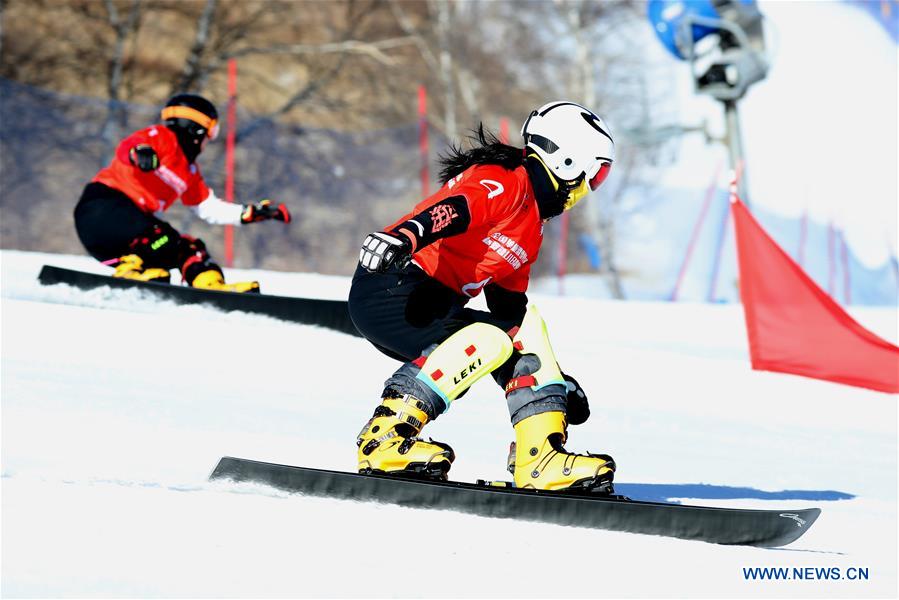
[2,250,896,598]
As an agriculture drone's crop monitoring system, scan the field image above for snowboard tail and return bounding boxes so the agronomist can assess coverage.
[38,265,359,336]
[210,456,820,548]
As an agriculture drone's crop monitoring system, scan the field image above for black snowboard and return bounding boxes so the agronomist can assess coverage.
[210,456,820,547]
[38,265,359,336]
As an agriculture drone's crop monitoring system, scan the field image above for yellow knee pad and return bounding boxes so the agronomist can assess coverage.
[415,322,514,410]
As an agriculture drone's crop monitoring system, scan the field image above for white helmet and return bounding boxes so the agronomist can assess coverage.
[521,101,615,208]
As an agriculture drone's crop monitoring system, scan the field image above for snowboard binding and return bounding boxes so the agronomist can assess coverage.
[359,441,454,482]
[357,394,455,481]
[113,254,171,283]
[507,439,616,494]
[509,412,616,492]
[560,469,616,496]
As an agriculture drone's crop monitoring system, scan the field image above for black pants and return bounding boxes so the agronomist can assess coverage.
[348,262,519,362]
[74,182,218,281]
[349,262,564,422]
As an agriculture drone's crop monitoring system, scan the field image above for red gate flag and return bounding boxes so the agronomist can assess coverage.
[731,197,899,393]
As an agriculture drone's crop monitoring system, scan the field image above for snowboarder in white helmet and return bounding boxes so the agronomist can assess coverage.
[349,100,617,492]
[521,100,615,218]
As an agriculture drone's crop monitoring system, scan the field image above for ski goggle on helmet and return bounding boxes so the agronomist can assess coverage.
[521,101,615,211]
[161,94,220,140]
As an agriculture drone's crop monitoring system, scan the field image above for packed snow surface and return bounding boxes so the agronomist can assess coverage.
[2,251,896,598]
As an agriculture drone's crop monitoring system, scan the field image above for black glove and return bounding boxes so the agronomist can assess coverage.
[128,144,159,171]
[359,231,412,273]
[563,373,590,426]
[241,199,291,224]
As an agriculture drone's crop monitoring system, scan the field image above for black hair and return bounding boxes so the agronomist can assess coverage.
[437,123,524,184]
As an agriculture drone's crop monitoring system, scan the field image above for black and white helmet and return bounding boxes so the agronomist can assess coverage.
[521,101,615,195]
[162,94,219,141]
[161,93,219,162]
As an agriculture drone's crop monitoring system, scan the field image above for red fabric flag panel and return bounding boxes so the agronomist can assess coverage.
[731,198,898,393]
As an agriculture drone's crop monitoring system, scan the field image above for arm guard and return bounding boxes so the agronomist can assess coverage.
[390,195,471,252]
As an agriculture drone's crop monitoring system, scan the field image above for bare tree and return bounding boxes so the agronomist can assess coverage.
[0,0,6,59]
[173,0,218,94]
[0,0,662,279]
[540,0,649,297]
[430,0,456,140]
[98,0,142,158]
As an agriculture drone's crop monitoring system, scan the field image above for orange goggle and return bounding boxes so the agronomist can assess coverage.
[588,162,612,191]
[561,161,613,211]
[160,106,219,140]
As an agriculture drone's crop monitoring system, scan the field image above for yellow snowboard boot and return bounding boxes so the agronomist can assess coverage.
[357,394,454,480]
[191,269,260,294]
[113,254,170,282]
[512,411,614,492]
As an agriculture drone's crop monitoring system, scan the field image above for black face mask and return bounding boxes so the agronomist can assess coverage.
[166,124,205,163]
[524,154,567,220]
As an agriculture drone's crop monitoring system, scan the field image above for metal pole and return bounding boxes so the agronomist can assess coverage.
[797,209,808,267]
[224,58,237,268]
[839,230,851,305]
[707,198,731,303]
[670,162,722,301]
[890,251,899,300]
[827,221,836,296]
[418,85,429,198]
[723,100,750,206]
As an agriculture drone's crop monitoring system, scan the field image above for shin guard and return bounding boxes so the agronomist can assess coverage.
[504,304,568,424]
